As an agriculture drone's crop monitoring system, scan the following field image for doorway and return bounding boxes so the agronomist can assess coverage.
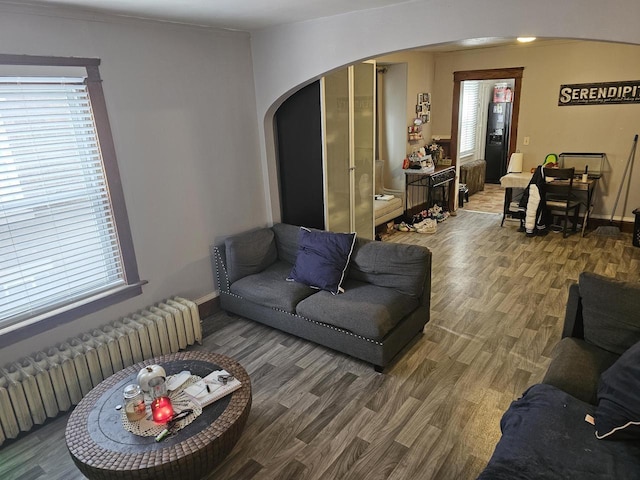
[459,78,516,183]
[482,79,515,183]
[449,67,523,209]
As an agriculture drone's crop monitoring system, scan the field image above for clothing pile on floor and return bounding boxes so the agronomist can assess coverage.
[394,204,449,234]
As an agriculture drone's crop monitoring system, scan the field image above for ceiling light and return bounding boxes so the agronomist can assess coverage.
[517,37,536,43]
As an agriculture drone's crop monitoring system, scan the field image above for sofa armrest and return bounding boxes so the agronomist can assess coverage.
[211,245,230,294]
[562,283,584,339]
[420,251,432,310]
[542,337,618,405]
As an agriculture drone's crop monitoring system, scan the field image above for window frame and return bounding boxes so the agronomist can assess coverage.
[0,53,145,348]
[459,80,481,159]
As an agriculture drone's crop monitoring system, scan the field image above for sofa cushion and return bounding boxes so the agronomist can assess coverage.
[595,339,640,440]
[295,278,420,340]
[542,337,619,405]
[348,239,429,299]
[230,260,316,313]
[225,227,277,284]
[272,223,301,265]
[579,272,640,355]
[288,227,356,295]
[478,383,640,480]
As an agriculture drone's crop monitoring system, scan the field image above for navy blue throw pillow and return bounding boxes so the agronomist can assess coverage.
[595,339,640,440]
[288,227,356,295]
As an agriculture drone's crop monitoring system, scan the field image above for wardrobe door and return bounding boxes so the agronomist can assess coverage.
[322,68,351,234]
[352,62,375,240]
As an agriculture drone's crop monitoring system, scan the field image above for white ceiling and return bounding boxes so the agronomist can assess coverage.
[8,0,415,31]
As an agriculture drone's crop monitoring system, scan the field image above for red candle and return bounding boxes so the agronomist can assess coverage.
[151,396,174,423]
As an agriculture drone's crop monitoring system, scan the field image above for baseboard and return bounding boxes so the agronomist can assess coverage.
[588,217,634,234]
[196,294,220,319]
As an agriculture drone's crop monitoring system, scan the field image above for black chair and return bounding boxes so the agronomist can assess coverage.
[544,167,581,237]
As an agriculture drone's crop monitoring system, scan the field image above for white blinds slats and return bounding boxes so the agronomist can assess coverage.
[0,77,126,324]
[460,80,481,156]
[2,183,109,209]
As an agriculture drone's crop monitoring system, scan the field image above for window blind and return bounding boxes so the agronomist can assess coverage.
[460,80,481,156]
[0,77,126,327]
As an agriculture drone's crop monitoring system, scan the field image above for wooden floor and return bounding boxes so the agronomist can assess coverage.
[2,211,639,480]
[460,184,504,214]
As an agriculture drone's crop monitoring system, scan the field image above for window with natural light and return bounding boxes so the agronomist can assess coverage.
[459,80,481,157]
[0,55,143,342]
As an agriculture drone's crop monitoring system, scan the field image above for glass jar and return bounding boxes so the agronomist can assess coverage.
[123,384,146,421]
[148,376,173,423]
[148,376,168,399]
[151,395,174,423]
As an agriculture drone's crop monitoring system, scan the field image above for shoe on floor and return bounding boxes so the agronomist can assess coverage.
[416,219,437,234]
[395,222,416,232]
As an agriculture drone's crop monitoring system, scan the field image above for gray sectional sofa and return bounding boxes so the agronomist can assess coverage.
[478,272,640,479]
[212,223,432,371]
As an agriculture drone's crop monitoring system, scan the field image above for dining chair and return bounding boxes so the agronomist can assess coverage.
[501,188,525,230]
[544,167,581,237]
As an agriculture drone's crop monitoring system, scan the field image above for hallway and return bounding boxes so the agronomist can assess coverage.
[460,183,504,215]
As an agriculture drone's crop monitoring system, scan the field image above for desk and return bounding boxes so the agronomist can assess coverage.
[500,172,600,236]
[404,165,456,217]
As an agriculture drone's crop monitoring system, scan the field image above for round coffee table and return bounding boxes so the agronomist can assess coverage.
[65,351,251,480]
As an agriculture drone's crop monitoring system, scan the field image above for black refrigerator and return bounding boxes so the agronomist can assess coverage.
[484,102,512,183]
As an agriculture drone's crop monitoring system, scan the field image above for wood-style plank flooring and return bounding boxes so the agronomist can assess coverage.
[2,210,639,480]
[460,184,504,214]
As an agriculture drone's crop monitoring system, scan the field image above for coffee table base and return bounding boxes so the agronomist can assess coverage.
[65,351,251,480]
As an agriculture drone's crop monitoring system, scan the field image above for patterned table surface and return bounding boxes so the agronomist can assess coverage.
[65,351,252,480]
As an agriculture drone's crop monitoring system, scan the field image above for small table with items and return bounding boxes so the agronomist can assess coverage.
[404,165,456,217]
[500,171,600,236]
[65,351,251,480]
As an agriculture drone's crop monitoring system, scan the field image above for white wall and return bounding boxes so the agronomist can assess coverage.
[380,63,408,191]
[375,50,436,192]
[431,40,640,219]
[3,0,640,363]
[0,6,265,364]
[249,0,640,224]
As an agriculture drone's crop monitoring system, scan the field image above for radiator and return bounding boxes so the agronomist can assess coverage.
[0,297,202,446]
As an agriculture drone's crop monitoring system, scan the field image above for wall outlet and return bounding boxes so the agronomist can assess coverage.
[523,136,530,145]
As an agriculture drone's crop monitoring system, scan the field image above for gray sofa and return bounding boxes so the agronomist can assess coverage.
[478,272,640,479]
[212,223,432,371]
